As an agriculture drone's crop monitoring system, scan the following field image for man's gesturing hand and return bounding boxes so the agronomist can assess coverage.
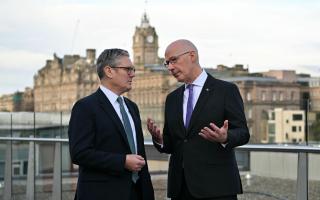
[125,154,145,172]
[199,120,228,143]
[147,118,163,144]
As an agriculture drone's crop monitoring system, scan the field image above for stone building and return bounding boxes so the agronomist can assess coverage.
[1,12,319,143]
[33,49,99,112]
[0,87,34,112]
[225,76,301,143]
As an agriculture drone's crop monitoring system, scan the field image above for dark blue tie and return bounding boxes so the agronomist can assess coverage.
[117,97,139,182]
[185,84,194,128]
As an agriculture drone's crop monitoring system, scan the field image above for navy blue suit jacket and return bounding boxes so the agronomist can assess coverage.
[154,74,250,198]
[68,88,154,200]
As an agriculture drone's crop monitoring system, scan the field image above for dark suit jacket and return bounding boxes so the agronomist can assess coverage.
[68,88,154,200]
[154,74,250,199]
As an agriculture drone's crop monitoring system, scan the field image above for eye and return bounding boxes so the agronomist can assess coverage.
[170,57,177,63]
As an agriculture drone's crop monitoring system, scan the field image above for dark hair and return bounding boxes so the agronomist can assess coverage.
[96,48,129,79]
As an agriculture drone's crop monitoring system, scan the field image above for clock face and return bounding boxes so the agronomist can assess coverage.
[146,35,154,43]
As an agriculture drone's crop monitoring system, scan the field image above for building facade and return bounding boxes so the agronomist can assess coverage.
[267,108,305,143]
[1,12,319,143]
[33,50,99,112]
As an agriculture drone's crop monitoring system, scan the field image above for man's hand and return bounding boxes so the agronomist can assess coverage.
[147,118,163,144]
[199,120,228,143]
[125,154,145,172]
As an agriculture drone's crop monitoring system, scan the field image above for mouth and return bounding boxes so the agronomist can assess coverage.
[172,71,180,78]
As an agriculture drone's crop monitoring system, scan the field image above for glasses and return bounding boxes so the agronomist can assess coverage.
[111,66,136,74]
[163,51,192,67]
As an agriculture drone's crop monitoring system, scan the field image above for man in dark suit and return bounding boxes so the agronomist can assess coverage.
[147,40,250,200]
[68,48,154,200]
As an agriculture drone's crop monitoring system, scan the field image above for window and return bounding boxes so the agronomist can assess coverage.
[272,92,277,101]
[248,109,252,119]
[247,92,251,101]
[292,126,297,132]
[291,91,295,100]
[261,91,266,101]
[293,114,303,121]
[268,124,275,135]
[279,92,284,101]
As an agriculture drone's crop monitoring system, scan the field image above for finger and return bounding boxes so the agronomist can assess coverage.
[199,132,209,139]
[209,123,220,132]
[136,155,145,160]
[148,120,154,131]
[223,120,228,130]
[199,131,216,142]
[152,125,157,133]
[202,127,219,139]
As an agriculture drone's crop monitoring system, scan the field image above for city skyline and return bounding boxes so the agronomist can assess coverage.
[1,0,320,95]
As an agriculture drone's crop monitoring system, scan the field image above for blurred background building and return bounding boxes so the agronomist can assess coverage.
[1,12,320,144]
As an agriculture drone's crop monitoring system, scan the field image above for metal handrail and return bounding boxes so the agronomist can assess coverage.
[1,136,320,153]
[0,136,319,199]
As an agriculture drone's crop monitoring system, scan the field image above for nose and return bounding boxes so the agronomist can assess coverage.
[167,62,175,71]
[130,71,135,78]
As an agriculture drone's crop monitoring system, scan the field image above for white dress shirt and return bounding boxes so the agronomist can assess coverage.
[99,85,137,152]
[183,70,208,125]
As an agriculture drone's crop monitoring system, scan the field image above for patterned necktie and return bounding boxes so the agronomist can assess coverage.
[117,97,139,182]
[185,84,194,128]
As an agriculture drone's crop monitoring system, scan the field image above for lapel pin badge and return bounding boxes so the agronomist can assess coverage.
[206,88,210,92]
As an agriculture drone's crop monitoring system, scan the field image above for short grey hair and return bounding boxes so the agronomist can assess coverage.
[96,48,129,79]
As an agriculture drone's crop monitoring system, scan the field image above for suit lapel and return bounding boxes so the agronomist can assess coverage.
[124,98,143,154]
[187,75,215,133]
[176,86,187,135]
[96,89,131,149]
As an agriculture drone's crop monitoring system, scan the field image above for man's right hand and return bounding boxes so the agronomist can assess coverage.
[125,154,145,172]
[147,118,163,144]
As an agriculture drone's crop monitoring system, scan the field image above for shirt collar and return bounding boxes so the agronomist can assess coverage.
[99,85,121,104]
[185,69,207,88]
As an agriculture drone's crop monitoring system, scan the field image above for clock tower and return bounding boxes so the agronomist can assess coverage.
[132,12,160,70]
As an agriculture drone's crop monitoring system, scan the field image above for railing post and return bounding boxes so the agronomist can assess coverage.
[52,136,62,200]
[3,141,12,200]
[297,152,308,200]
[26,135,35,200]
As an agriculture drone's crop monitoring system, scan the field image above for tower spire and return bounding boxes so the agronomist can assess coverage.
[141,0,150,28]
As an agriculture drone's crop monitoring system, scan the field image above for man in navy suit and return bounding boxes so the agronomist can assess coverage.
[147,40,250,200]
[68,48,154,200]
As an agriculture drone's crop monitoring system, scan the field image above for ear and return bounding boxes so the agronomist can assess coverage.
[189,51,197,63]
[104,66,113,78]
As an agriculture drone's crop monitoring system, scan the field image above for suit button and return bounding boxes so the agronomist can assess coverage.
[184,139,188,143]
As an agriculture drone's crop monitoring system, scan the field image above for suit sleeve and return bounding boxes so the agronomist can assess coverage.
[68,101,126,174]
[224,83,250,149]
[152,96,174,154]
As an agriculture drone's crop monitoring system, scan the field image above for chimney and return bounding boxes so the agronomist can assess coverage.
[86,49,96,64]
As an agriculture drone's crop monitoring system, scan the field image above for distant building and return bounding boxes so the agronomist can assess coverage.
[267,108,305,143]
[223,76,301,143]
[0,88,34,112]
[1,12,319,143]
[33,50,99,112]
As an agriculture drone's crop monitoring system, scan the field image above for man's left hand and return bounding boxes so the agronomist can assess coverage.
[199,120,228,143]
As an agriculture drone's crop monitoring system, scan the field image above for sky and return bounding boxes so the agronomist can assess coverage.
[0,0,320,95]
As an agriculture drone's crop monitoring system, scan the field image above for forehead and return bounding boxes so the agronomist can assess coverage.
[165,43,185,58]
[116,56,132,66]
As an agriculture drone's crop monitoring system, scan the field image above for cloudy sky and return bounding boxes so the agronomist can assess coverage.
[1,0,320,95]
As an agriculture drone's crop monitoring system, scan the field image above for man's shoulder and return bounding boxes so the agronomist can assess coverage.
[208,75,237,89]
[124,96,137,107]
[167,84,184,98]
[74,89,99,106]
